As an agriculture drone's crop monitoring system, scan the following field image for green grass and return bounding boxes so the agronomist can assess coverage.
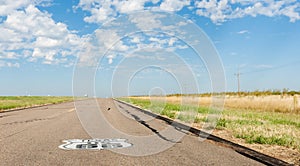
[235,132,299,148]
[0,96,74,111]
[217,109,300,150]
[118,97,300,151]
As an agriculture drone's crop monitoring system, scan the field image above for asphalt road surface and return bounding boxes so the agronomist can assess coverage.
[0,98,264,165]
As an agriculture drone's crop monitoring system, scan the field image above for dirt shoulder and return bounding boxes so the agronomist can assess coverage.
[194,125,300,165]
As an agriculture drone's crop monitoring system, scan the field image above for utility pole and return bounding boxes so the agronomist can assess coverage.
[234,70,241,96]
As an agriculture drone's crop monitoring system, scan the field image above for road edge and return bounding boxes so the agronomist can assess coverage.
[114,98,291,166]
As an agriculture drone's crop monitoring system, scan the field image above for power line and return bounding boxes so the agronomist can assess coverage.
[241,60,300,75]
[233,61,300,93]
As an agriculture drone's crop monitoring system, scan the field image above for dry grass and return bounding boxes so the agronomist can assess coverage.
[224,95,300,113]
[133,95,300,113]
[122,95,300,165]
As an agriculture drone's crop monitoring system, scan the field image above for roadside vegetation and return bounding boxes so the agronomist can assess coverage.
[118,91,300,164]
[0,96,74,111]
[163,89,300,97]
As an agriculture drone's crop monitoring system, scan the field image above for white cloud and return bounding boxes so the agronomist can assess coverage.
[177,21,188,26]
[0,4,82,66]
[0,0,31,16]
[77,0,186,24]
[168,37,177,46]
[279,4,300,22]
[160,0,190,12]
[78,0,151,23]
[34,37,62,48]
[149,37,160,42]
[0,60,20,68]
[195,0,300,23]
[237,30,249,34]
[107,54,115,64]
[131,36,141,43]
[76,0,300,24]
[195,0,234,23]
[242,2,283,17]
[0,51,21,60]
[128,12,165,30]
[7,62,20,68]
[1,0,299,68]
[76,28,131,66]
[114,0,146,13]
[82,2,114,23]
[0,0,53,16]
[95,29,129,51]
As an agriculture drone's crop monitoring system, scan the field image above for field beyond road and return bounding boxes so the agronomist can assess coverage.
[119,94,300,165]
[0,96,74,112]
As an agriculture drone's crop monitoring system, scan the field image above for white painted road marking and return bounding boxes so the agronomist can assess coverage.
[59,139,132,150]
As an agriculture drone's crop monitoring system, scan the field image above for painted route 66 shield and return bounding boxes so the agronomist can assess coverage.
[59,138,132,150]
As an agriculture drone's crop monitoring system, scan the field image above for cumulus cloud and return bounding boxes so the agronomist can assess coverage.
[1,0,300,68]
[114,0,146,13]
[0,0,32,16]
[0,2,82,66]
[75,28,131,66]
[128,11,165,30]
[160,0,190,12]
[76,0,300,24]
[81,1,115,23]
[77,0,186,24]
[131,36,141,43]
[0,51,19,60]
[195,0,300,23]
[195,0,231,23]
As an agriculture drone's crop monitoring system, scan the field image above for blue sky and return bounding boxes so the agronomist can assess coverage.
[0,0,299,97]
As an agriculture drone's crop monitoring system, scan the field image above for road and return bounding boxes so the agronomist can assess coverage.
[0,98,263,165]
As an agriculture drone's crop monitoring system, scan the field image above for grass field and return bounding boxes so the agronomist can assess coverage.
[133,95,300,113]
[119,95,300,164]
[0,96,74,111]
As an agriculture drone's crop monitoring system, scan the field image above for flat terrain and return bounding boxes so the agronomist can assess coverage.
[0,96,74,111]
[122,96,300,164]
[0,98,263,165]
